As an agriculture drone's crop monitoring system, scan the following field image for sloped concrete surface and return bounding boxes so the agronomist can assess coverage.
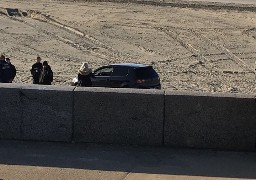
[0,140,255,180]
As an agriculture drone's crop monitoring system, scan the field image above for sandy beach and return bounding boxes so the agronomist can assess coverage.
[0,0,255,94]
[186,0,256,5]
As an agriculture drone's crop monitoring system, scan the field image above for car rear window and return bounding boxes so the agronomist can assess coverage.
[135,67,159,79]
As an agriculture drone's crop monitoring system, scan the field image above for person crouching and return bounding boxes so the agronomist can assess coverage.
[77,62,92,87]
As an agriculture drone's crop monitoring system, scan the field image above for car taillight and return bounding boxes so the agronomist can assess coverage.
[136,79,145,84]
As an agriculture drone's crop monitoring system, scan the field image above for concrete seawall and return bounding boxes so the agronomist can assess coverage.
[164,91,256,151]
[0,84,255,151]
[74,87,164,145]
[0,84,74,142]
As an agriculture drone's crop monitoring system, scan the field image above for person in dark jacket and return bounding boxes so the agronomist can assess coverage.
[0,54,5,63]
[39,61,53,85]
[0,55,14,83]
[31,56,43,84]
[77,62,92,87]
[0,54,6,83]
[5,58,16,83]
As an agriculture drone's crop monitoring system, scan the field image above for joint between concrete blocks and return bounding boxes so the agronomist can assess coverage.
[162,92,166,146]
[71,86,77,143]
[19,89,25,138]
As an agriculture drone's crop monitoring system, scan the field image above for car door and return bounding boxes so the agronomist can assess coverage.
[109,67,129,88]
[91,66,113,87]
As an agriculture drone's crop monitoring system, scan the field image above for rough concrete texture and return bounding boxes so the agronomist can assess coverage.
[0,84,23,139]
[0,84,74,142]
[74,87,164,145]
[164,91,256,151]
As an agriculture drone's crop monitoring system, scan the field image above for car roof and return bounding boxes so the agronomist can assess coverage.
[110,63,151,68]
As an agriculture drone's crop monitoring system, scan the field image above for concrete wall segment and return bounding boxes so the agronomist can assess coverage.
[164,90,256,151]
[1,83,256,151]
[0,84,22,139]
[165,90,256,98]
[73,87,164,145]
[0,83,74,142]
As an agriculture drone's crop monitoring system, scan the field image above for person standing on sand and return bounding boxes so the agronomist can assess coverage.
[5,58,16,83]
[0,54,6,83]
[31,56,43,84]
[39,61,53,85]
[0,54,5,66]
[77,62,93,87]
[0,55,14,83]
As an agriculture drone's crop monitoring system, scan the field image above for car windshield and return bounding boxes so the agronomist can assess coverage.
[135,67,158,79]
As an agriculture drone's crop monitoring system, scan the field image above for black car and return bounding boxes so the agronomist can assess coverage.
[73,63,161,89]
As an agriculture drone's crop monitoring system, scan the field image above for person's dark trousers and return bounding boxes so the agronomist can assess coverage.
[33,79,40,84]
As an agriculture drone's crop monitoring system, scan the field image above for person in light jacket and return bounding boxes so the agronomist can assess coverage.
[77,62,92,87]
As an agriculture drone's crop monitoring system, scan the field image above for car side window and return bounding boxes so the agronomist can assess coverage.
[112,67,128,76]
[94,67,113,76]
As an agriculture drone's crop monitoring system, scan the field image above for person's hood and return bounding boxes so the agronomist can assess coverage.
[78,62,92,75]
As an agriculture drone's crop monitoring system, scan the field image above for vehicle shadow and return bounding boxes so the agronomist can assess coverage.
[0,140,255,179]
